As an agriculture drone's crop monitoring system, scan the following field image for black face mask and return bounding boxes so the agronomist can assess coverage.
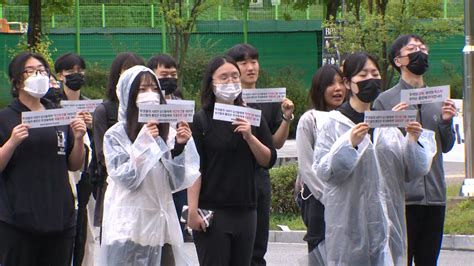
[65,73,85,91]
[159,78,178,95]
[43,86,62,107]
[355,78,381,103]
[406,51,429,75]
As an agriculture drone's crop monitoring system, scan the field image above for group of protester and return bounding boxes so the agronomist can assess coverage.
[0,33,456,266]
[296,34,456,266]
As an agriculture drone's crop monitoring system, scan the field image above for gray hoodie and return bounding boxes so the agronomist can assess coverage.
[373,79,456,205]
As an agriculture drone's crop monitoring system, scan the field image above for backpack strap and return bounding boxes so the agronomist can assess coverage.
[197,109,209,136]
[102,100,118,128]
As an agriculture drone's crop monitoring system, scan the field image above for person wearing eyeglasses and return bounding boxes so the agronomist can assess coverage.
[226,44,294,266]
[0,52,86,265]
[187,55,277,265]
[373,34,457,266]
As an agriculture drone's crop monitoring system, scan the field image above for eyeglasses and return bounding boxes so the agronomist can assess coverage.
[401,44,429,55]
[24,67,49,77]
[213,73,241,83]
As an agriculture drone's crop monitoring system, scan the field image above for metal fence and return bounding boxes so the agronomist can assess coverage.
[0,0,464,30]
[1,1,325,29]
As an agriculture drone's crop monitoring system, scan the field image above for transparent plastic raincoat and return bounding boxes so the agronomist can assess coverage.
[312,111,436,266]
[97,66,200,265]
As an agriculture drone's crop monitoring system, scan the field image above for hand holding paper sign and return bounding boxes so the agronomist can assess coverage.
[8,124,29,147]
[233,117,252,140]
[70,116,87,140]
[176,121,192,144]
[406,121,423,142]
[78,111,93,129]
[146,122,159,138]
[441,99,457,121]
[281,97,295,119]
[350,122,370,148]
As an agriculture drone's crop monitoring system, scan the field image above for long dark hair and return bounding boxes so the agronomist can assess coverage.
[200,55,244,111]
[9,52,50,97]
[125,71,169,143]
[310,64,344,111]
[107,52,145,103]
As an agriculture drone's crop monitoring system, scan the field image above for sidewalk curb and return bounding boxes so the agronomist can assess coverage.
[268,231,474,251]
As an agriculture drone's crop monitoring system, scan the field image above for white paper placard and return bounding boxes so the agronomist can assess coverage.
[242,88,286,103]
[138,104,194,123]
[213,103,262,127]
[364,110,417,128]
[166,99,195,107]
[22,108,77,128]
[400,85,450,105]
[60,99,103,113]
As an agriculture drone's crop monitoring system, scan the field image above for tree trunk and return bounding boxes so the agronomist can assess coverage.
[355,0,361,21]
[375,0,388,18]
[27,0,42,49]
[326,0,341,20]
[177,32,190,90]
[368,0,373,14]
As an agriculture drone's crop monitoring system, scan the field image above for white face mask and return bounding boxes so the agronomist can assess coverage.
[23,74,50,98]
[213,83,242,102]
[136,91,160,106]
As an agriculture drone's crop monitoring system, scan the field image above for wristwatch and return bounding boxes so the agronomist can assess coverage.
[282,113,294,122]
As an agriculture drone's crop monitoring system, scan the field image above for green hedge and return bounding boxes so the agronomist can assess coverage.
[269,163,299,215]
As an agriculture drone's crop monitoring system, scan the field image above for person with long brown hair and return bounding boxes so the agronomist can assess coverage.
[295,64,346,253]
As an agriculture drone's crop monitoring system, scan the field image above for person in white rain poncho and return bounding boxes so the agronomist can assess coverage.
[98,65,200,266]
[312,52,437,266]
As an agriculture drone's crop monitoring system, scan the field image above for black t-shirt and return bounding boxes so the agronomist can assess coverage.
[0,98,76,234]
[248,102,282,135]
[337,101,374,139]
[191,109,277,210]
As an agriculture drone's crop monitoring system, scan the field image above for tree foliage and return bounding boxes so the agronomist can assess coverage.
[324,0,463,89]
[2,0,73,51]
[160,0,216,89]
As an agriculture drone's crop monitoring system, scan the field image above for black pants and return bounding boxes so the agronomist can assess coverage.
[0,221,74,266]
[251,168,271,266]
[406,205,446,266]
[300,184,325,252]
[194,208,257,266]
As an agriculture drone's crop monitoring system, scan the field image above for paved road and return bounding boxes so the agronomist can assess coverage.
[183,242,474,265]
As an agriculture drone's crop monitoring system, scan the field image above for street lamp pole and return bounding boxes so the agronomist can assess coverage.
[463,0,474,186]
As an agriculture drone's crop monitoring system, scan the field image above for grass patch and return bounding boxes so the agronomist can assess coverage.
[269,185,474,235]
[444,198,474,235]
[447,183,462,198]
[269,213,305,230]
